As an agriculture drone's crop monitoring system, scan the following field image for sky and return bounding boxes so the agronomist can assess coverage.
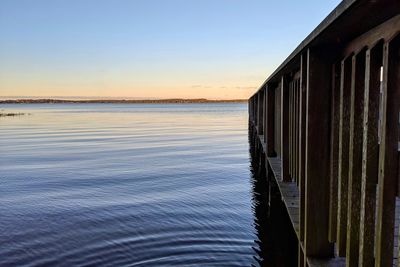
[0,0,341,100]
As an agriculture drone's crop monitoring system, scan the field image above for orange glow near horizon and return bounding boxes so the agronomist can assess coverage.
[0,67,271,99]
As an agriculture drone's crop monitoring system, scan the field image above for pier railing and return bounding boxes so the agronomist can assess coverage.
[249,0,400,266]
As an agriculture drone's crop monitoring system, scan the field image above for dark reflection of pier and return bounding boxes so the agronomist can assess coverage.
[249,124,297,267]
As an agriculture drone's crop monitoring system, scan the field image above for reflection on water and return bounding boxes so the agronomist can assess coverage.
[248,124,298,267]
[0,103,271,267]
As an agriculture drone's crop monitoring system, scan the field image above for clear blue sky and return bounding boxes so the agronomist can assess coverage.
[0,0,341,99]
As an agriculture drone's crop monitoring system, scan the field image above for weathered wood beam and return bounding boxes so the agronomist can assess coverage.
[346,49,366,267]
[266,85,275,157]
[293,81,296,181]
[287,82,293,180]
[281,76,290,182]
[329,63,340,243]
[375,34,400,267]
[297,79,300,183]
[294,79,297,183]
[299,53,307,244]
[264,86,268,145]
[257,94,259,126]
[359,42,382,267]
[275,85,282,157]
[304,47,334,257]
[337,56,352,257]
[258,91,264,135]
[299,244,305,267]
[342,15,400,59]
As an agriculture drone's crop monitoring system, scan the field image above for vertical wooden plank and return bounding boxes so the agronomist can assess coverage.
[292,81,296,181]
[375,35,400,267]
[294,80,298,184]
[257,92,260,131]
[289,82,293,178]
[292,81,295,180]
[250,97,254,122]
[252,97,255,122]
[258,92,261,130]
[298,245,304,267]
[254,94,258,128]
[297,79,301,184]
[294,80,297,181]
[254,96,256,123]
[275,85,282,157]
[260,88,265,142]
[261,90,264,139]
[259,91,264,135]
[359,43,382,267]
[346,50,366,267]
[294,80,297,182]
[304,47,334,257]
[249,98,251,122]
[299,53,307,243]
[266,85,276,157]
[329,63,340,243]
[255,93,258,127]
[337,56,352,257]
[248,100,250,121]
[296,79,300,184]
[254,97,256,124]
[281,75,290,182]
[264,87,268,144]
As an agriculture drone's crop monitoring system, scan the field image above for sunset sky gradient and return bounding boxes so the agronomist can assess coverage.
[0,0,341,99]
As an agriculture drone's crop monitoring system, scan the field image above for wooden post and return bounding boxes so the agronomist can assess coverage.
[346,49,366,267]
[289,81,293,179]
[337,56,352,257]
[296,79,299,180]
[250,97,253,122]
[256,93,259,127]
[276,85,282,157]
[304,47,334,257]
[359,43,382,267]
[375,35,400,267]
[329,63,340,243]
[289,81,295,181]
[298,245,304,267]
[266,85,275,157]
[258,92,264,134]
[264,86,268,145]
[253,97,256,123]
[252,97,254,123]
[260,90,264,135]
[299,53,307,244]
[281,75,290,182]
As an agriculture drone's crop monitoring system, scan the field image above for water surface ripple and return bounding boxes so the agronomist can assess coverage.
[0,103,263,266]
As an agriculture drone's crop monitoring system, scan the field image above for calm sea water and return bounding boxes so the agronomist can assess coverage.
[0,103,265,267]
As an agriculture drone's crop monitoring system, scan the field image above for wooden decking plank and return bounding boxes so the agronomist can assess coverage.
[267,157,300,239]
[307,256,346,267]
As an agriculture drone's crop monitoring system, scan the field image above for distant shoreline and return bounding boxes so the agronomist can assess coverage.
[0,98,248,104]
[0,112,29,117]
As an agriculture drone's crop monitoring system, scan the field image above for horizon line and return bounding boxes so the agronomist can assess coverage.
[0,96,248,101]
[0,98,248,104]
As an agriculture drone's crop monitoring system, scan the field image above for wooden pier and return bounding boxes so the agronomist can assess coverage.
[248,0,400,266]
